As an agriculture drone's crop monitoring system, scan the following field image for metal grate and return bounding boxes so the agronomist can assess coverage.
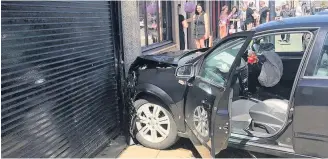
[1,1,121,158]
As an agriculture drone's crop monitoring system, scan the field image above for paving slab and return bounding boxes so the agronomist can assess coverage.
[119,145,160,158]
[119,138,200,158]
[156,148,193,158]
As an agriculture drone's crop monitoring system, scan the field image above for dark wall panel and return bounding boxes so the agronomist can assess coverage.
[1,1,121,158]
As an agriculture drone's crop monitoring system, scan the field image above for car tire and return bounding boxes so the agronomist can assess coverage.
[191,106,210,143]
[134,99,179,150]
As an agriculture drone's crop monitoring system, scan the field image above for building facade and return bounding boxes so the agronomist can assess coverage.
[120,0,250,63]
[121,0,327,69]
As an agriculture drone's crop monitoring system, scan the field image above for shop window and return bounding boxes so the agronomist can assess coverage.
[138,1,172,50]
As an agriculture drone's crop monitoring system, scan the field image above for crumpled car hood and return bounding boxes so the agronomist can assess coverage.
[138,50,191,65]
[132,48,209,68]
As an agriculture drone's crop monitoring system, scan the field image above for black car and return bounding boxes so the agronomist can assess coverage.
[127,15,328,158]
[316,10,328,15]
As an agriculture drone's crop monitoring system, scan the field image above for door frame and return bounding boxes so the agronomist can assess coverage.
[242,29,317,139]
[209,31,255,157]
[222,28,320,157]
[180,31,256,157]
[182,31,256,158]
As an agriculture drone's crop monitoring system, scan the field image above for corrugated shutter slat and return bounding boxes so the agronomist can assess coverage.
[1,1,121,158]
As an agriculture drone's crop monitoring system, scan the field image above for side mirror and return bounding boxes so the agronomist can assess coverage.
[175,64,194,78]
[176,64,195,86]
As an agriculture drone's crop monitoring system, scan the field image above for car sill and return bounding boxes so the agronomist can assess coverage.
[228,133,313,158]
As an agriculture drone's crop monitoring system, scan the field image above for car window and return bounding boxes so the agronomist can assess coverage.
[313,34,328,77]
[250,32,308,53]
[199,38,246,86]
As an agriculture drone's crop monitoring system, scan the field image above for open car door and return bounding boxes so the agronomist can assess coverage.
[177,31,255,158]
[208,31,255,157]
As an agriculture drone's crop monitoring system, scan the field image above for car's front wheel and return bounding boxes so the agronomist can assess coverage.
[134,99,178,149]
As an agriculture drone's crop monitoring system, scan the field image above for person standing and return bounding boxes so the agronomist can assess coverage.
[229,6,240,33]
[219,5,230,39]
[295,2,304,17]
[244,2,256,30]
[259,0,270,24]
[178,4,185,50]
[183,3,210,49]
[240,5,247,31]
[275,6,282,20]
[253,9,260,27]
[280,4,294,43]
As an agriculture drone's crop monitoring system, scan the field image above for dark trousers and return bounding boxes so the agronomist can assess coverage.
[179,32,185,50]
[205,38,209,47]
[248,63,262,93]
[238,65,249,94]
[281,33,290,42]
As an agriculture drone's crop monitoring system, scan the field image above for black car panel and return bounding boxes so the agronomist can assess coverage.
[293,78,328,158]
[135,68,187,132]
[255,16,326,33]
[292,28,328,158]
[315,11,328,15]
[137,68,185,103]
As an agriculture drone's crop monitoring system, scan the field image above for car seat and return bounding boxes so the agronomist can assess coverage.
[248,99,289,134]
[230,98,257,130]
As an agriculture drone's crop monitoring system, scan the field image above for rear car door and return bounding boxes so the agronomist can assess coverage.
[293,31,328,158]
[183,32,254,157]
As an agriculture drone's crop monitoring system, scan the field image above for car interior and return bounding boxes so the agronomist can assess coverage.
[230,33,311,136]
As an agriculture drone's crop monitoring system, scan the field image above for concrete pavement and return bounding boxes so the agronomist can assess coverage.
[119,139,200,158]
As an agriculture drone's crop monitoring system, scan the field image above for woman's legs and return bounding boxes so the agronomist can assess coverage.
[234,21,238,32]
[195,37,206,49]
[199,38,206,48]
[195,39,201,49]
[281,34,285,41]
[219,25,227,39]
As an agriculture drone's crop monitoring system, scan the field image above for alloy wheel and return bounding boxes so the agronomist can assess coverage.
[193,106,209,137]
[136,103,170,143]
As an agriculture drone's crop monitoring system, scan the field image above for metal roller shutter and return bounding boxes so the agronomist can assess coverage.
[1,1,122,158]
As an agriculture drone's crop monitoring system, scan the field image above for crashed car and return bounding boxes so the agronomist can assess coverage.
[127,15,328,158]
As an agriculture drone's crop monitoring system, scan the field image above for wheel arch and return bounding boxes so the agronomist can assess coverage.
[134,83,186,132]
[134,92,171,112]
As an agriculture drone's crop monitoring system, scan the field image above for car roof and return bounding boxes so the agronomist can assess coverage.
[255,15,328,33]
[316,11,328,15]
